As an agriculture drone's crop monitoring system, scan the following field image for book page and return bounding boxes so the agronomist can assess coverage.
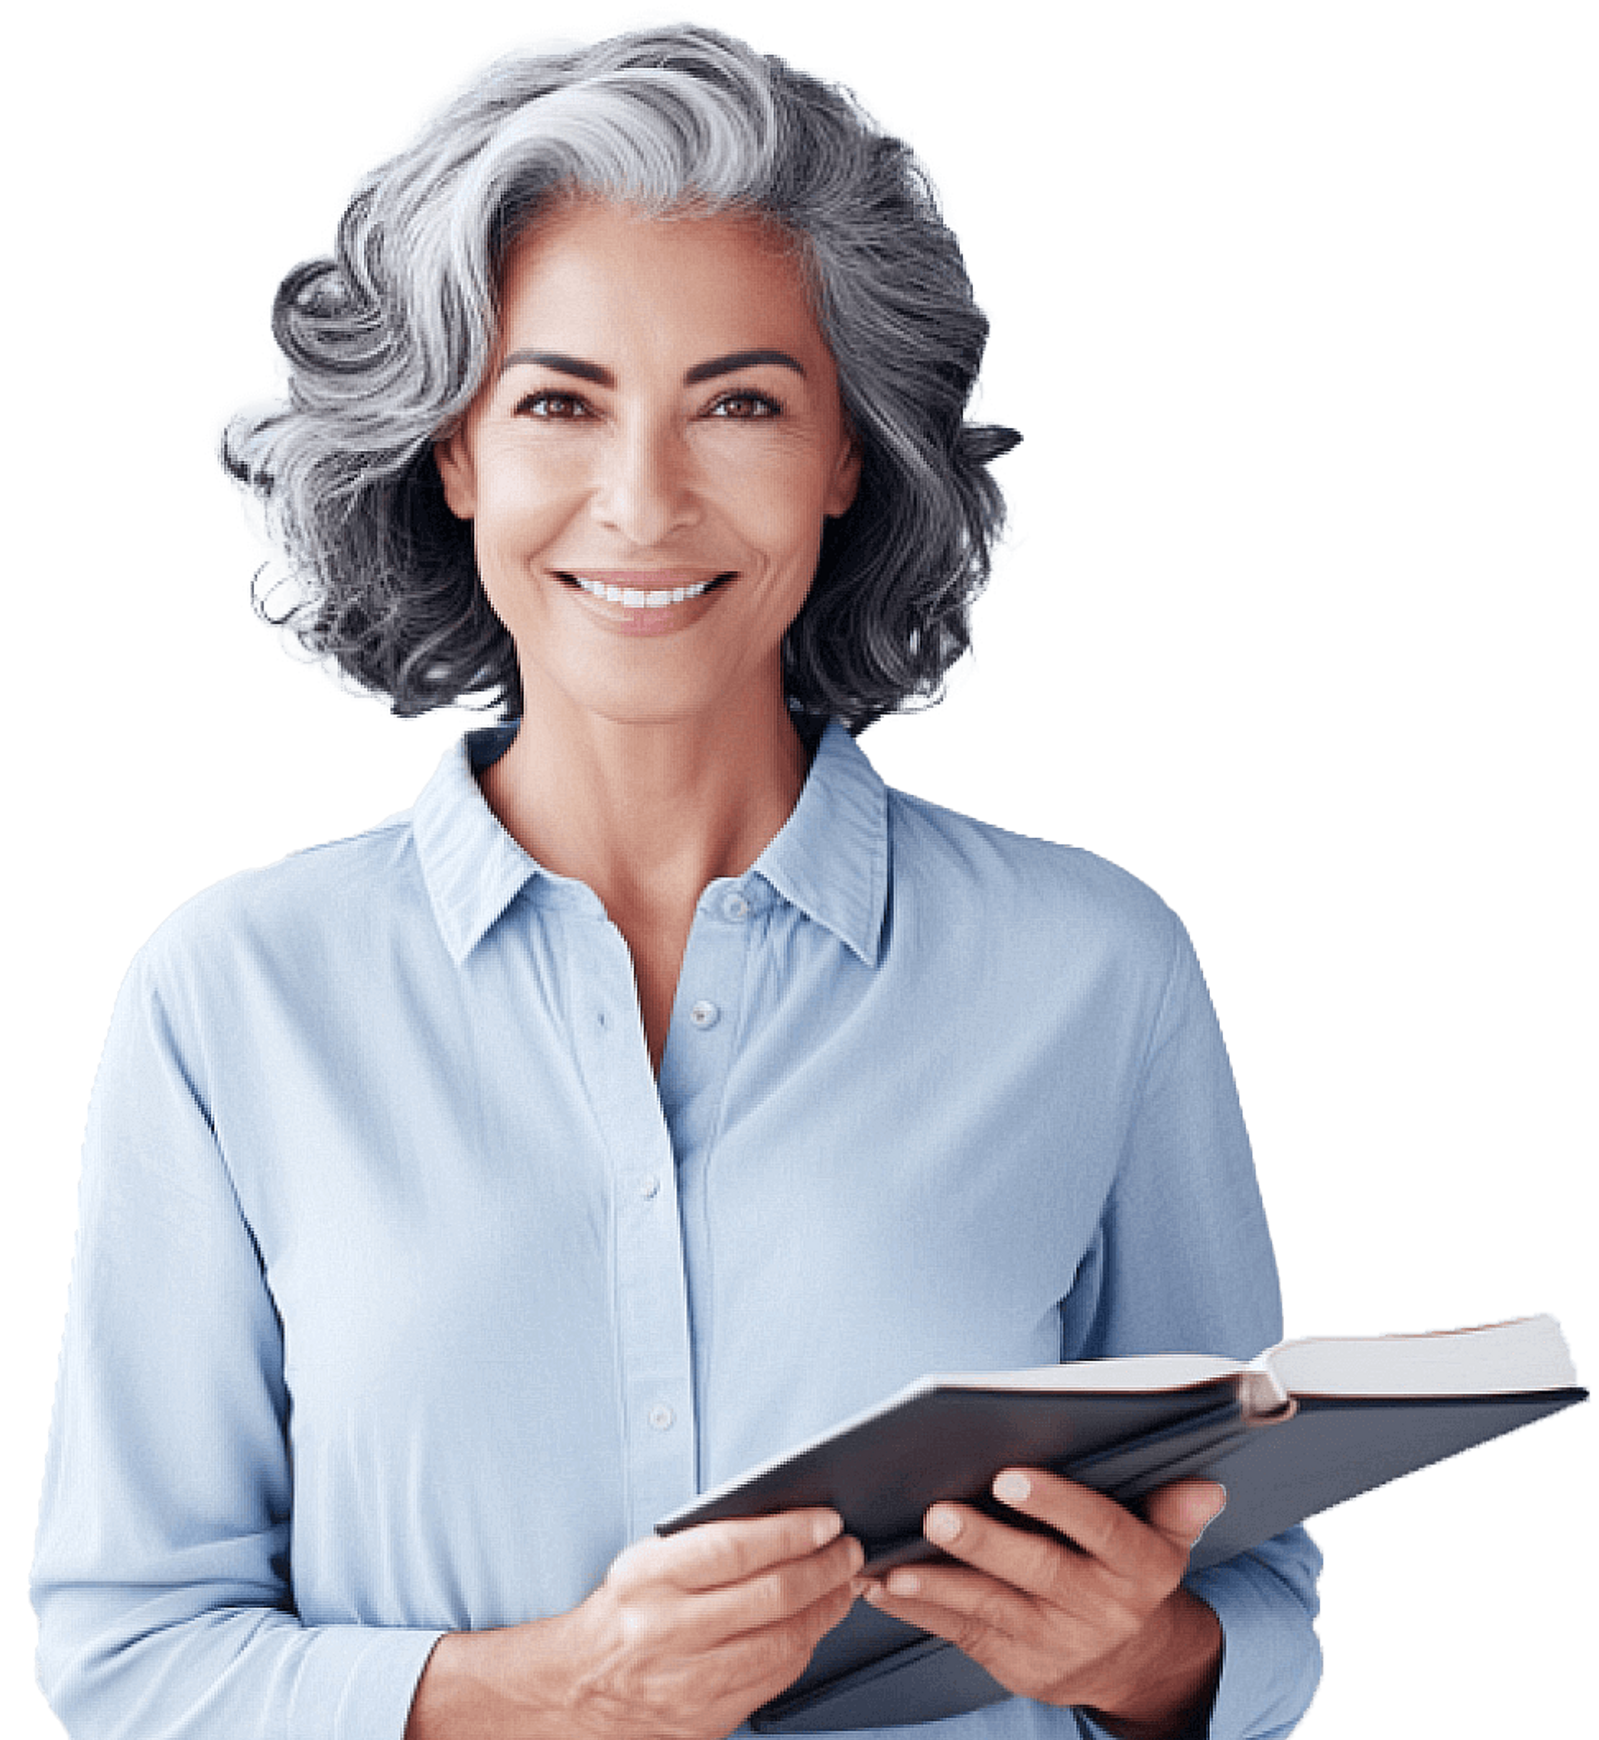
[1263,1314,1578,1398]
[932,1351,1243,1393]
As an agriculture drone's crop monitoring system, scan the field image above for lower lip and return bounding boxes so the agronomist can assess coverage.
[559,576,730,637]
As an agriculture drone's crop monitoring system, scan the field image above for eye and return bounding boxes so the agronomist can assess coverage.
[708,390,784,420]
[515,390,592,420]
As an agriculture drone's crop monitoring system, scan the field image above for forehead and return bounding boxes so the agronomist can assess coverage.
[495,196,824,350]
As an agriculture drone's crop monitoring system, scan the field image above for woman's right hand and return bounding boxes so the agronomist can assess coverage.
[404,1507,864,1740]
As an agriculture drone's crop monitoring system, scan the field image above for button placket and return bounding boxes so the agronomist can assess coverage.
[566,913,698,1539]
[678,882,752,1038]
[656,884,758,1497]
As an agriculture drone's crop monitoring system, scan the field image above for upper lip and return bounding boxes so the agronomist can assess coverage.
[558,569,731,584]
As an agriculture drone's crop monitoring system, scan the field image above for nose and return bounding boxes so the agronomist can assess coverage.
[589,415,700,546]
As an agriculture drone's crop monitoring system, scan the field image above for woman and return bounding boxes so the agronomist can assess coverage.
[32,25,1320,1740]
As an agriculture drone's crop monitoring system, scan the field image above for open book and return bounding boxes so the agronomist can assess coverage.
[657,1316,1584,1733]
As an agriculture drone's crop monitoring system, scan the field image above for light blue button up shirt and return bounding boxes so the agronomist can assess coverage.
[33,721,1321,1740]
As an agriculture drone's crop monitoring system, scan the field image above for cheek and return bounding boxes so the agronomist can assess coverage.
[470,464,580,573]
[711,447,833,561]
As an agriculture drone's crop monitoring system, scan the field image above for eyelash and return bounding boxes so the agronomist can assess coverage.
[512,388,786,421]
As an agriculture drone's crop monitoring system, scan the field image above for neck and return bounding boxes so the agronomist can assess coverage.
[480,685,812,924]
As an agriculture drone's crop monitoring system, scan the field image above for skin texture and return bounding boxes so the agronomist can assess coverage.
[861,1471,1227,1739]
[405,1509,866,1740]
[410,197,1226,1739]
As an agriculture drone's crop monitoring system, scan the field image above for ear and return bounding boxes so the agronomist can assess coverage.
[824,431,862,520]
[434,430,477,520]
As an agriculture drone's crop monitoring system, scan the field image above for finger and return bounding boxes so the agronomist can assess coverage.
[712,1572,861,1700]
[1139,1480,1228,1553]
[676,1533,865,1643]
[608,1576,861,1735]
[917,1496,1087,1605]
[615,1508,844,1594]
[868,1557,1037,1636]
[986,1469,1185,1587]
[860,1568,1030,1680]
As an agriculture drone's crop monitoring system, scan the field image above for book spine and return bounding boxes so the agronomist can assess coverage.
[1241,1368,1293,1421]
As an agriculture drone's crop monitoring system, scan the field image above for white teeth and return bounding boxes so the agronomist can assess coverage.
[568,575,717,607]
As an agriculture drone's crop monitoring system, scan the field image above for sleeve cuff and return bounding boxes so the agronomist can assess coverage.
[286,1623,448,1740]
[1183,1542,1323,1740]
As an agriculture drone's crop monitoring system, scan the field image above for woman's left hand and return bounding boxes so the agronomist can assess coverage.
[859,1471,1226,1740]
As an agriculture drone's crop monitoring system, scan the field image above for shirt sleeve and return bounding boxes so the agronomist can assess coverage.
[1063,908,1323,1740]
[31,949,445,1740]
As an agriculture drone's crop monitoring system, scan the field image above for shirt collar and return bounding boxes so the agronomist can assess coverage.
[411,724,541,964]
[749,719,888,967]
[411,717,889,968]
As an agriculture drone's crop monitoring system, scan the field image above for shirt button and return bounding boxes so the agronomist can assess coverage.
[638,1173,660,1200]
[722,890,750,922]
[689,999,720,1029]
[649,1404,675,1431]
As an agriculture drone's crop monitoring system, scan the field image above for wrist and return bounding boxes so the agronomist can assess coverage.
[1084,1589,1223,1740]
[405,1616,586,1740]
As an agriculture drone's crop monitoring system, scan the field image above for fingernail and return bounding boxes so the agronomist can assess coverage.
[993,1470,1031,1504]
[925,1506,961,1544]
[886,1570,921,1598]
[846,1537,865,1574]
[1193,1485,1228,1541]
[813,1512,843,1548]
[862,1580,887,1606]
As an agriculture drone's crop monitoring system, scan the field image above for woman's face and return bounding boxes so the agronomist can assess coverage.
[436,196,860,732]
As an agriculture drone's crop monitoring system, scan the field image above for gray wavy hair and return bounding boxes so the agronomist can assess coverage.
[222,23,1019,732]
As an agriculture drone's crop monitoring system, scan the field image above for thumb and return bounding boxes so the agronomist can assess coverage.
[1142,1480,1227,1552]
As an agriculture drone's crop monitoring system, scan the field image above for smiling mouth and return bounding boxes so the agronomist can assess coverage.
[559,572,735,608]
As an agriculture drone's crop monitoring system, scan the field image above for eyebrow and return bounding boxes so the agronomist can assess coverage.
[684,349,807,384]
[498,347,807,386]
